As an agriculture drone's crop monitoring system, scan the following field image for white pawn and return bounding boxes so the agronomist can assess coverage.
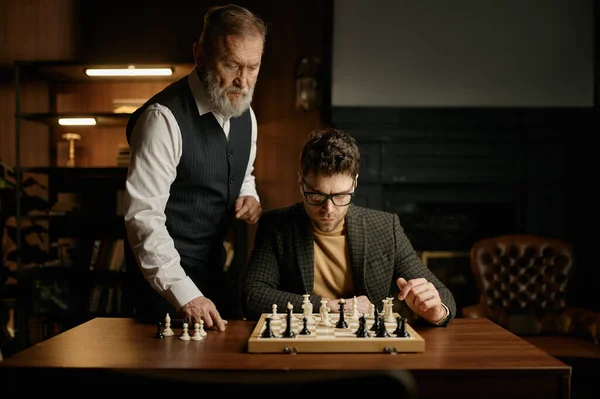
[162,313,174,336]
[271,304,280,319]
[199,319,207,336]
[191,322,204,341]
[179,320,190,341]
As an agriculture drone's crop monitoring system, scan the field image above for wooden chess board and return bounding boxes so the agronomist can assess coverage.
[247,312,425,354]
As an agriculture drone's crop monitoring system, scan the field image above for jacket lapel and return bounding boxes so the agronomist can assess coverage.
[346,205,368,296]
[293,204,315,293]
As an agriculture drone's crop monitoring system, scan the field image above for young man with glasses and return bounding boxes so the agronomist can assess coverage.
[242,128,456,327]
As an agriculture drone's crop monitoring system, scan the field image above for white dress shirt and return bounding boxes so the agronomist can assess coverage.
[124,67,259,311]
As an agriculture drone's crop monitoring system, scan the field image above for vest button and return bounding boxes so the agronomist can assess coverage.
[229,180,234,184]
[228,152,233,157]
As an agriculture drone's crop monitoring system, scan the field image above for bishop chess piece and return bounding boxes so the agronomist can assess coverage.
[162,313,174,336]
[350,296,360,320]
[261,317,275,338]
[335,298,348,329]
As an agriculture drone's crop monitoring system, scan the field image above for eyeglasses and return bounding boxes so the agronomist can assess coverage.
[302,177,355,206]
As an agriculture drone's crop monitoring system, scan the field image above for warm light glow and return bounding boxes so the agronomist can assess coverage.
[85,66,173,77]
[58,118,97,126]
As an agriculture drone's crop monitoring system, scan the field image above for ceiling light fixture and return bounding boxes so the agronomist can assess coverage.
[85,66,173,77]
[58,118,97,126]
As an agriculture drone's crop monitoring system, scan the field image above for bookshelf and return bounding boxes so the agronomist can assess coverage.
[10,60,193,351]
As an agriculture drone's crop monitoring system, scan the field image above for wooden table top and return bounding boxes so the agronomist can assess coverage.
[0,317,570,374]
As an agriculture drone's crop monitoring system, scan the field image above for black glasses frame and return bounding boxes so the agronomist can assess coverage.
[301,177,355,206]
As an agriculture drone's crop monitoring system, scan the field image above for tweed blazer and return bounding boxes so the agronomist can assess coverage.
[241,203,456,324]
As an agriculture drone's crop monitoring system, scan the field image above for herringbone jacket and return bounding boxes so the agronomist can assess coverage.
[242,203,456,324]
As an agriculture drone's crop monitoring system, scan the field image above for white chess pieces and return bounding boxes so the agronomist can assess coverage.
[350,296,360,320]
[318,299,332,326]
[301,294,315,323]
[179,320,190,341]
[61,133,81,167]
[191,322,204,341]
[384,297,395,322]
[199,319,207,336]
[271,303,280,319]
[368,303,376,319]
[162,313,174,336]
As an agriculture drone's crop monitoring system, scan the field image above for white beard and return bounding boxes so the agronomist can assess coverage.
[203,70,254,119]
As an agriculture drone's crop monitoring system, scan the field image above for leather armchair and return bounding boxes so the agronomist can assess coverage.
[462,235,599,358]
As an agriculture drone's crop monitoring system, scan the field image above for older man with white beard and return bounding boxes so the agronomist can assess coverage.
[124,4,266,331]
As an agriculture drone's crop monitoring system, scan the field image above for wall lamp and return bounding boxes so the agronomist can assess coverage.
[58,118,96,126]
[85,66,173,77]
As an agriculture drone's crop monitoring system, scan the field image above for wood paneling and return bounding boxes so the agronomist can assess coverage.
[0,0,79,165]
[249,0,332,212]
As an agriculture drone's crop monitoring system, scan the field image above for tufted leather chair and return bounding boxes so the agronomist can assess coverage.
[462,235,600,359]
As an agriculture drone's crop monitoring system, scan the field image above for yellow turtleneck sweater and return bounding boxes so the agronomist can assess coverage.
[312,218,354,299]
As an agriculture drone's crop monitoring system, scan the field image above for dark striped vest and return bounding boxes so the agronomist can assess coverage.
[126,76,251,272]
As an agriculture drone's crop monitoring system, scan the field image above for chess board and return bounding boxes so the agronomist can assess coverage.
[247,312,425,354]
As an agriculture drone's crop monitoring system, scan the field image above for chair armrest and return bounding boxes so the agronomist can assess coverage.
[461,304,486,318]
[559,306,600,345]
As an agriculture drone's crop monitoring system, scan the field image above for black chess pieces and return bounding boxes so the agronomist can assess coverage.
[299,317,311,335]
[261,317,276,338]
[354,315,371,338]
[335,299,348,329]
[396,316,410,338]
[155,321,164,339]
[376,316,390,338]
[370,308,380,331]
[281,306,296,338]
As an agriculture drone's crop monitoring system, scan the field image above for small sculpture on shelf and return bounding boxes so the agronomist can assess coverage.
[61,133,81,167]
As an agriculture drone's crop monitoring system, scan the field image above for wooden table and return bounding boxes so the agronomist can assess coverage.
[0,317,571,398]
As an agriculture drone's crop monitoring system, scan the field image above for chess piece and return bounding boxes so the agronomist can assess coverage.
[350,296,360,320]
[318,299,332,326]
[335,298,348,329]
[179,320,191,341]
[299,317,311,335]
[301,294,314,323]
[384,297,395,322]
[394,316,410,338]
[261,317,275,338]
[281,302,296,338]
[191,322,204,341]
[155,321,164,339]
[376,316,390,338]
[370,308,380,331]
[61,133,81,167]
[162,313,174,336]
[367,303,375,319]
[354,315,370,338]
[198,319,207,336]
[271,303,280,319]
